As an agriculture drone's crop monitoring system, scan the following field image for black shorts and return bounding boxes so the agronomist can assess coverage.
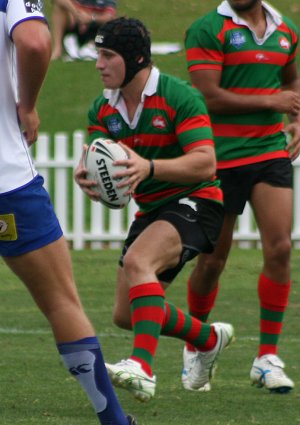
[119,197,224,283]
[66,22,99,46]
[218,158,293,215]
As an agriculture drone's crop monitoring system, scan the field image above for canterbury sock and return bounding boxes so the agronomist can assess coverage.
[58,336,129,425]
[129,282,165,377]
[258,273,291,357]
[161,301,217,351]
[186,280,219,351]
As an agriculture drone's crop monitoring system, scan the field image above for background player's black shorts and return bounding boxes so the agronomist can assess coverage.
[66,22,99,46]
[218,158,293,215]
[119,197,224,283]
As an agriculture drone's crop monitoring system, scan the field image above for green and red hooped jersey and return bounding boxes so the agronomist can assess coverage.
[88,72,223,214]
[185,7,299,168]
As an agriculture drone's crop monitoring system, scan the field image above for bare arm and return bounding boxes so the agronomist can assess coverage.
[282,62,300,122]
[114,144,217,194]
[281,62,300,160]
[191,63,300,160]
[75,143,216,200]
[13,19,51,145]
[190,65,300,116]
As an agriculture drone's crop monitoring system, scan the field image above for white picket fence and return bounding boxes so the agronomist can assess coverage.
[32,131,300,250]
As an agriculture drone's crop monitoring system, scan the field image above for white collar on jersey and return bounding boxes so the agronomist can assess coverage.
[103,66,160,107]
[103,66,160,129]
[218,1,282,25]
[218,1,283,44]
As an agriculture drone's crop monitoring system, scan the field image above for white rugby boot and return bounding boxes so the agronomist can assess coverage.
[250,354,294,393]
[106,358,156,402]
[182,322,234,391]
[182,346,212,391]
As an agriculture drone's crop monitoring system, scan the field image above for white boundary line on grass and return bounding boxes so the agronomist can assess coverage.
[0,327,124,337]
[0,328,299,342]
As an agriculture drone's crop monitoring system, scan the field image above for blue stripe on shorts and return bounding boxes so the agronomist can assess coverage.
[0,175,63,256]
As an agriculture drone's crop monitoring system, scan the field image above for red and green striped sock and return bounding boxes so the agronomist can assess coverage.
[129,282,165,377]
[186,280,219,352]
[258,273,291,357]
[161,301,217,352]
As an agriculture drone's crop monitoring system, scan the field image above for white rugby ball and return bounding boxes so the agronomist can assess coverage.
[85,138,131,209]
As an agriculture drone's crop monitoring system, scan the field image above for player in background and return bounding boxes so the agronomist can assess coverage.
[0,1,136,423]
[183,0,300,393]
[51,0,117,60]
[75,16,234,403]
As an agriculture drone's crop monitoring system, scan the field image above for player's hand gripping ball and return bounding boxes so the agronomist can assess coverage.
[85,138,131,209]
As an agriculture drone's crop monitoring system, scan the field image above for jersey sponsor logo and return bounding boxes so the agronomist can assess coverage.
[107,117,122,136]
[255,53,269,62]
[279,37,290,50]
[24,0,44,13]
[230,31,246,49]
[152,115,166,129]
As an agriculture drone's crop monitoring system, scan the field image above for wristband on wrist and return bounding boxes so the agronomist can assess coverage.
[148,159,155,178]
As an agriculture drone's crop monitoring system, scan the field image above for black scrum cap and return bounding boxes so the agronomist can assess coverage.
[95,17,151,87]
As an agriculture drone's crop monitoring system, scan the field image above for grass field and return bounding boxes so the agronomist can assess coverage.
[2,1,300,424]
[1,248,300,425]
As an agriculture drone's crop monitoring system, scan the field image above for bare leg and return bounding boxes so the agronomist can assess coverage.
[107,220,234,400]
[4,236,92,341]
[189,213,237,296]
[4,236,134,423]
[251,183,292,283]
[251,183,292,355]
[51,4,74,60]
[249,183,293,392]
[181,213,236,391]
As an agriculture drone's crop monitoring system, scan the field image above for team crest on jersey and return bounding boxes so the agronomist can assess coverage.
[24,0,44,13]
[230,31,246,49]
[107,117,122,136]
[152,115,166,129]
[279,37,290,50]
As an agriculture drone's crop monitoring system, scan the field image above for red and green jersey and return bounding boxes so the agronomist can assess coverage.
[87,68,222,214]
[185,1,299,168]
